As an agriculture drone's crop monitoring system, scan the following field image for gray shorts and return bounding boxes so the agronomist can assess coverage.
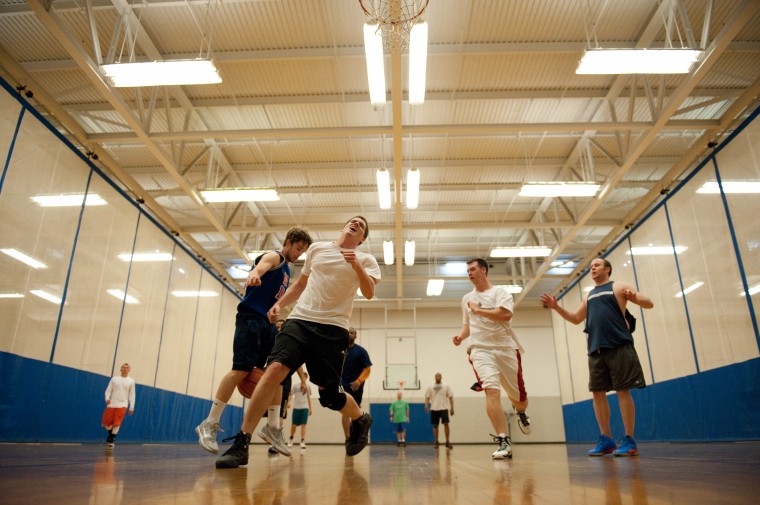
[588,343,646,392]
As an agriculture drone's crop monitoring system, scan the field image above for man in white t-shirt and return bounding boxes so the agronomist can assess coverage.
[424,372,455,449]
[453,258,532,461]
[288,372,312,449]
[216,216,381,469]
[102,363,136,449]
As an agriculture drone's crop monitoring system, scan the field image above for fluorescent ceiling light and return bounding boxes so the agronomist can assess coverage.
[107,289,139,304]
[519,182,600,197]
[628,246,687,256]
[696,181,760,194]
[426,279,444,296]
[675,281,703,298]
[498,284,523,294]
[576,48,701,74]
[171,290,219,298]
[404,240,415,266]
[200,188,279,203]
[740,283,760,297]
[406,168,420,209]
[377,169,391,209]
[442,262,467,275]
[0,292,24,299]
[383,240,394,265]
[363,24,386,105]
[30,289,62,304]
[31,193,106,207]
[117,252,173,262]
[227,265,249,279]
[408,22,428,105]
[1,248,48,269]
[490,246,552,258]
[101,59,222,87]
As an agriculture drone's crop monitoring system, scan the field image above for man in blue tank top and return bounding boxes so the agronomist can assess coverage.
[195,227,312,456]
[541,257,653,457]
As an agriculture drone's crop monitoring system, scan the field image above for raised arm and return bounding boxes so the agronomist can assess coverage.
[540,293,588,325]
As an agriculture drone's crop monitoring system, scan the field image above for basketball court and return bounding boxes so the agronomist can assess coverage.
[1,441,758,504]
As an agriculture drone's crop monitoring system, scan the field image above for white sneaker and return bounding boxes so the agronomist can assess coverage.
[288,439,294,447]
[491,436,512,460]
[515,410,532,435]
[195,420,222,454]
[300,440,306,449]
[258,425,291,457]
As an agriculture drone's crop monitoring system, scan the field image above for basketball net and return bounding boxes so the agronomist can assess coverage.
[359,0,429,54]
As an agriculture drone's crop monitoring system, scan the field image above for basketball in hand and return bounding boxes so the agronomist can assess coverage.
[237,367,265,399]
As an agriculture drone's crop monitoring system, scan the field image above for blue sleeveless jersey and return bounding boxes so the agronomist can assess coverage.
[237,251,290,318]
[584,281,633,354]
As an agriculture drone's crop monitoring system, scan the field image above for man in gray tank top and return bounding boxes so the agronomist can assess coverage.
[541,257,654,457]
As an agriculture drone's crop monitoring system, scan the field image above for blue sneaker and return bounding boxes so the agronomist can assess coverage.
[613,436,639,457]
[587,435,617,456]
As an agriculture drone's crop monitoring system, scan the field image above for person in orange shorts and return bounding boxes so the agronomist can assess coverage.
[102,363,136,449]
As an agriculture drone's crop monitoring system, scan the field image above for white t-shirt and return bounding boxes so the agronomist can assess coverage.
[105,376,136,410]
[289,241,381,329]
[425,382,454,411]
[291,382,312,410]
[461,285,521,352]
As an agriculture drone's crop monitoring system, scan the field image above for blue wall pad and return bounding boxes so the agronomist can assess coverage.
[0,351,243,444]
[370,403,438,443]
[562,357,760,442]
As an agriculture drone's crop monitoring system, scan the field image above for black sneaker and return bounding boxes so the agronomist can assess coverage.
[216,431,251,469]
[345,412,373,456]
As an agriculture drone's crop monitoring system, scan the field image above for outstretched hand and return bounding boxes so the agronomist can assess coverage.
[540,293,557,309]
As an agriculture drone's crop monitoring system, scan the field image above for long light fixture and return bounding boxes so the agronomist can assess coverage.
[107,289,139,305]
[0,292,24,299]
[118,252,173,262]
[200,188,279,203]
[408,22,428,105]
[1,248,48,269]
[675,281,704,298]
[426,279,444,296]
[498,284,523,294]
[404,240,415,266]
[519,182,600,197]
[376,169,392,209]
[383,240,394,265]
[30,289,62,304]
[740,283,760,297]
[576,49,701,74]
[31,193,106,207]
[101,59,222,87]
[628,246,687,256]
[696,181,760,194]
[171,290,219,298]
[406,168,420,209]
[490,246,552,258]
[363,24,386,105]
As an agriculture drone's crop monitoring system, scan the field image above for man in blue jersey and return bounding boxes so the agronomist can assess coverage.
[541,257,653,457]
[215,216,381,468]
[340,327,372,443]
[195,228,312,456]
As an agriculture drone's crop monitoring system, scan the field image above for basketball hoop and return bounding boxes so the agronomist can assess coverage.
[359,0,430,53]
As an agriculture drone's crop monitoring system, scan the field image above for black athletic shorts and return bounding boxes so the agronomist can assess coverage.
[232,312,277,371]
[588,343,646,392]
[267,319,349,393]
[430,410,450,425]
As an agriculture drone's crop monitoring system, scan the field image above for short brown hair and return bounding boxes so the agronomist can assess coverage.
[285,228,313,247]
[466,257,489,274]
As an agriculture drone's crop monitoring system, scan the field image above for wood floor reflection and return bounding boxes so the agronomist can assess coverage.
[1,442,759,504]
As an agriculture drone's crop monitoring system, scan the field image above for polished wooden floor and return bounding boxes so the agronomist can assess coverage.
[1,441,758,504]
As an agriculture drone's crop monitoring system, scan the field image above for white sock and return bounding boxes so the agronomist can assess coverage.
[207,399,226,424]
[268,406,281,429]
[498,433,507,439]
